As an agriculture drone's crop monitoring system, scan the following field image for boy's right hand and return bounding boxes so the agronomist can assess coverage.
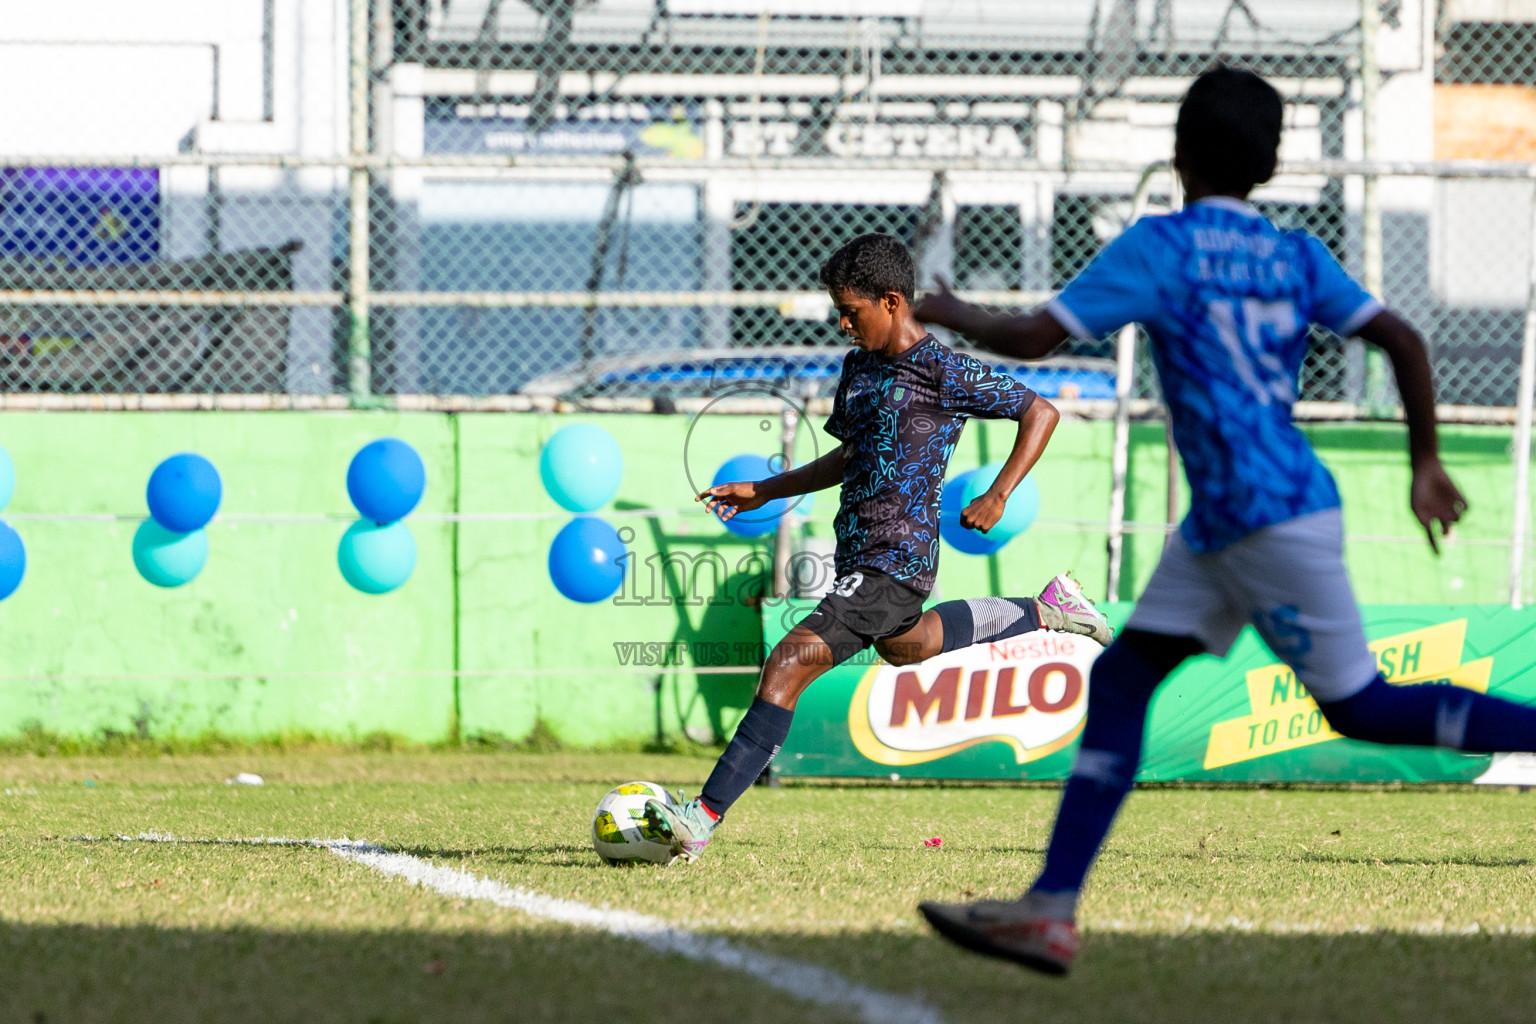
[698,481,767,523]
[960,490,1007,534]
[1410,458,1468,554]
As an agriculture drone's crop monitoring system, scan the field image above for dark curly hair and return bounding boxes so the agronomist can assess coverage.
[1176,66,1283,195]
[818,233,916,304]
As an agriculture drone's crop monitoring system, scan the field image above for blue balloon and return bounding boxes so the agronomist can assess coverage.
[146,453,222,533]
[347,438,426,525]
[548,516,626,603]
[0,445,14,512]
[939,474,1007,555]
[0,520,25,600]
[961,462,1041,542]
[133,520,209,588]
[540,424,624,513]
[711,453,800,539]
[338,520,418,594]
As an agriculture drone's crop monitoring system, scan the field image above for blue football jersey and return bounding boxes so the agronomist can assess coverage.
[1049,196,1381,553]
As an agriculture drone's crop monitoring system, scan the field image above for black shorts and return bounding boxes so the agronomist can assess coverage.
[799,569,928,664]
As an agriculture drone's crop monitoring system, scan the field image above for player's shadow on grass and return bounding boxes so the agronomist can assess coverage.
[975,843,1050,856]
[6,920,1536,1024]
[973,844,1534,871]
[619,499,765,745]
[1296,851,1533,868]
[778,928,1536,1024]
[0,920,794,1024]
[1080,846,1532,869]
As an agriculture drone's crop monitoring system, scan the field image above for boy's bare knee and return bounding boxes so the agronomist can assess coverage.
[756,632,832,708]
[754,674,797,707]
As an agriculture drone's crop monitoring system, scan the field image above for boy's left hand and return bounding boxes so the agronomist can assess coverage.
[698,481,767,522]
[960,491,1007,533]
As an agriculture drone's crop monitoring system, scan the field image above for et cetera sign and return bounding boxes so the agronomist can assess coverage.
[848,631,1095,767]
[729,119,1028,159]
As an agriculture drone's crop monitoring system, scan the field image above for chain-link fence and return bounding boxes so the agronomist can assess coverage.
[3,1,1535,411]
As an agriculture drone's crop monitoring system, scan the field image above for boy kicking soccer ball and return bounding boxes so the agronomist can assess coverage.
[644,232,1112,862]
[910,65,1536,976]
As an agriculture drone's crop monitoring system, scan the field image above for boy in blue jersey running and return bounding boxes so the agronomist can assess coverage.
[912,67,1534,976]
[643,232,1113,862]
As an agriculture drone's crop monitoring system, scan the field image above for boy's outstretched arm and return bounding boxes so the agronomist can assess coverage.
[699,444,846,524]
[915,282,1071,361]
[962,398,1060,533]
[1353,310,1469,552]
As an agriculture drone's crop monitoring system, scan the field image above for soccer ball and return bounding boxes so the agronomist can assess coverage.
[591,781,679,866]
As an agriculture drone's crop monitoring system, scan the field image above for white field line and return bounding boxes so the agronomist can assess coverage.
[83,833,945,1024]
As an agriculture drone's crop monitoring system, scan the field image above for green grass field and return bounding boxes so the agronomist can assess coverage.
[3,752,1535,1023]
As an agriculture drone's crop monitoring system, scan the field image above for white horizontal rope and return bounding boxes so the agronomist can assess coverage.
[0,392,1514,424]
[0,288,1047,309]
[0,666,760,681]
[8,154,1536,178]
[0,509,1509,547]
[0,394,362,412]
[0,290,344,307]
[369,288,1051,308]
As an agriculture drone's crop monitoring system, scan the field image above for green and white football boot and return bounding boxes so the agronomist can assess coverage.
[642,791,718,863]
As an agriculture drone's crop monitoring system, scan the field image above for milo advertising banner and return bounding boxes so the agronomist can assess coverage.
[766,603,1536,783]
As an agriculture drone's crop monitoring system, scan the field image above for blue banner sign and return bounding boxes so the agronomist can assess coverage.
[0,167,159,266]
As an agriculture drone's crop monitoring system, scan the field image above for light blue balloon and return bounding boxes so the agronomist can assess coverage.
[540,424,624,513]
[939,474,1007,556]
[961,462,1041,542]
[0,445,14,512]
[338,520,418,595]
[132,520,209,588]
[0,519,25,600]
[548,516,626,603]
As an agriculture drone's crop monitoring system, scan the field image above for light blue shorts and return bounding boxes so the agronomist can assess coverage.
[1126,508,1378,702]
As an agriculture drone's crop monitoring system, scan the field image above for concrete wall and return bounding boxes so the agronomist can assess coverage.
[0,412,456,743]
[0,411,1520,745]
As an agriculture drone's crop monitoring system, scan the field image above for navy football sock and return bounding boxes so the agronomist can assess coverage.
[934,597,1042,654]
[1318,674,1536,751]
[699,698,794,817]
[1032,632,1198,907]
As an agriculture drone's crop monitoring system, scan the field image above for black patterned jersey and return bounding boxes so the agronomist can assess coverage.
[824,335,1037,592]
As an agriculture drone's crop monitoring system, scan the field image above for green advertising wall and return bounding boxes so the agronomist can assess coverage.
[769,601,1536,783]
[0,410,1525,749]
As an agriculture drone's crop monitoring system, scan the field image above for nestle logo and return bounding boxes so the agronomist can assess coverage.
[984,634,1084,662]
